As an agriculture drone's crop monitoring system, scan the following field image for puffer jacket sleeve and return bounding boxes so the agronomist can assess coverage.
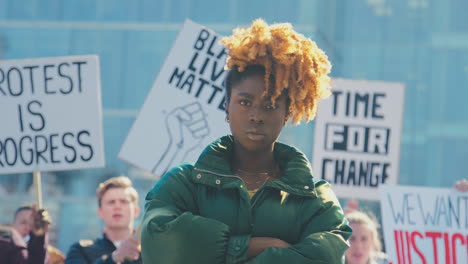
[246,180,351,264]
[141,165,250,264]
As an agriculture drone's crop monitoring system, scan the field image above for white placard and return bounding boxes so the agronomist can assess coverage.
[0,55,105,174]
[380,185,467,264]
[119,20,230,176]
[312,78,405,200]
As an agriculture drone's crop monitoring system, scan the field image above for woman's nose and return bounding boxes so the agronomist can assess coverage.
[249,106,264,123]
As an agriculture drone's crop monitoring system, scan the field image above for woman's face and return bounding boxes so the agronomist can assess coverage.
[13,209,33,238]
[227,74,288,153]
[345,223,375,264]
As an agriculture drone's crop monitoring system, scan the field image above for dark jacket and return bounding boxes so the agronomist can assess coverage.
[141,135,352,263]
[0,226,46,264]
[65,233,141,264]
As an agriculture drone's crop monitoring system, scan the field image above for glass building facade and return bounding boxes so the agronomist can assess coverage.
[1,0,467,253]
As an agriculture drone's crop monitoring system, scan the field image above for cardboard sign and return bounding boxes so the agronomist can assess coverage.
[312,79,405,200]
[0,55,105,174]
[380,185,467,264]
[119,20,230,176]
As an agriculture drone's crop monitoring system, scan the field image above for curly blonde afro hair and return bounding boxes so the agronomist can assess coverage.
[221,19,331,124]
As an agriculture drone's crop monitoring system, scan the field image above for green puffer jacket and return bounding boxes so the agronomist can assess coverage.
[141,135,351,264]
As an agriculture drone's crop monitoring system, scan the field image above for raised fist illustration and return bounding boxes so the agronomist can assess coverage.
[152,102,210,176]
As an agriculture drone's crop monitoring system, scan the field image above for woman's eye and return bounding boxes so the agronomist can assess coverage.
[265,104,277,110]
[239,100,250,106]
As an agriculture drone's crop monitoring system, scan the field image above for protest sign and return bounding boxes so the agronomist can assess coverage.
[380,185,467,264]
[119,19,230,176]
[0,55,105,174]
[312,78,405,200]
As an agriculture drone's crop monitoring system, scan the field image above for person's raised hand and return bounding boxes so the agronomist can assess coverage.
[112,235,140,263]
[31,205,51,236]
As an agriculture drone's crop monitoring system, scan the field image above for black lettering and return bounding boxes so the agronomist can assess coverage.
[354,93,369,117]
[188,52,199,72]
[0,68,6,95]
[169,67,185,87]
[216,48,227,60]
[49,133,60,164]
[358,162,369,186]
[369,162,380,187]
[346,160,356,185]
[4,138,18,166]
[328,124,347,151]
[363,127,369,153]
[194,29,210,51]
[322,158,332,181]
[78,130,93,161]
[382,163,390,184]
[18,104,25,132]
[195,78,209,97]
[199,57,209,75]
[27,100,45,131]
[23,65,38,95]
[208,84,222,104]
[180,74,195,93]
[58,63,73,94]
[0,141,3,166]
[34,135,48,164]
[7,67,23,96]
[345,92,350,116]
[332,91,342,116]
[44,64,56,94]
[210,61,224,82]
[335,159,345,184]
[218,96,226,111]
[372,93,385,119]
[207,35,217,56]
[19,136,34,165]
[73,61,86,93]
[62,132,77,163]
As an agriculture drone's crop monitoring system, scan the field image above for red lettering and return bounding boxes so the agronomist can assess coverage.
[405,231,412,264]
[451,233,466,264]
[426,231,442,264]
[411,231,427,264]
[395,230,403,264]
[444,233,451,264]
[400,230,407,264]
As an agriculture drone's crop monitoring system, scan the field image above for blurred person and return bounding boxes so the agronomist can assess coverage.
[141,19,351,263]
[0,205,51,264]
[454,178,468,192]
[13,206,35,242]
[65,176,141,264]
[12,206,65,264]
[345,211,388,264]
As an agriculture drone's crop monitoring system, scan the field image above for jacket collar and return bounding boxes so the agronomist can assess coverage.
[193,135,317,197]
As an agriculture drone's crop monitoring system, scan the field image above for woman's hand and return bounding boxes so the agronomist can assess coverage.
[247,237,291,259]
[31,205,51,236]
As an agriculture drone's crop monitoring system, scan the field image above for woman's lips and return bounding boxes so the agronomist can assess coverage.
[246,132,265,141]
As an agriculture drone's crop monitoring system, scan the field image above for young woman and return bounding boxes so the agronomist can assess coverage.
[141,19,351,263]
[345,211,388,264]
